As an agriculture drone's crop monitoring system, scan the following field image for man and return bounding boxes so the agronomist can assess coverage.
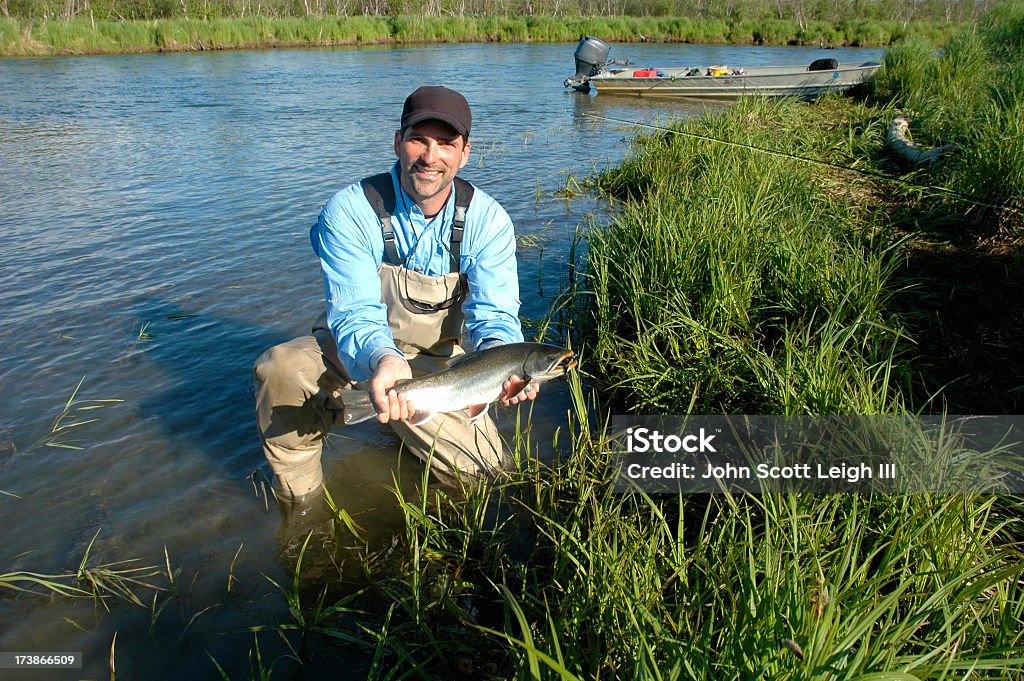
[254,86,538,502]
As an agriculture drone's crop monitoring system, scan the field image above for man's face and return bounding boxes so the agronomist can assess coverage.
[394,120,471,210]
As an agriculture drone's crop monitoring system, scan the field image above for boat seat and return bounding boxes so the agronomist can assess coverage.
[808,58,839,71]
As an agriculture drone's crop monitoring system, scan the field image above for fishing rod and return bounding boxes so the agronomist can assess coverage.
[581,112,1022,215]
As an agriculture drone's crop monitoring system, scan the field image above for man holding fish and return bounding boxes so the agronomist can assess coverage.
[254,85,573,503]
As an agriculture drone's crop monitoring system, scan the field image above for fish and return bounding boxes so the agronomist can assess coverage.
[341,342,576,427]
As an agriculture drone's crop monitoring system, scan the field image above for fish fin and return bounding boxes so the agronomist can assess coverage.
[467,403,490,422]
[408,410,435,426]
[343,393,378,426]
[501,377,532,401]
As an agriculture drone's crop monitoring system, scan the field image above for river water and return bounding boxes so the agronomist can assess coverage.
[0,41,881,679]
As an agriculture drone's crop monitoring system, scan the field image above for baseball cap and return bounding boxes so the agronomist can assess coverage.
[400,86,472,138]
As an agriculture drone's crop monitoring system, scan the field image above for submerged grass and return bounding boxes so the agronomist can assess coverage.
[39,375,124,451]
[1,530,165,608]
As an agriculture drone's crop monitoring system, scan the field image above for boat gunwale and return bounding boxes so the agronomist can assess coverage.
[591,61,882,83]
[581,61,880,98]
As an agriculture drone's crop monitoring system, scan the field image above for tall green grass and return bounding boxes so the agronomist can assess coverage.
[257,387,1024,678]
[0,16,401,54]
[868,0,1024,227]
[582,97,908,415]
[0,15,960,56]
[573,2,1024,419]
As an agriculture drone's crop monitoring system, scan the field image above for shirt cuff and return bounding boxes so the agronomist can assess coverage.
[368,346,405,375]
[476,338,506,352]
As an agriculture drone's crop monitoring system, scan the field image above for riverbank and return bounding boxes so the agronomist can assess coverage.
[0,14,952,57]
[583,23,1024,417]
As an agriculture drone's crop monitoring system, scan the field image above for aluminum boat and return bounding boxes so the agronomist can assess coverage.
[565,37,881,99]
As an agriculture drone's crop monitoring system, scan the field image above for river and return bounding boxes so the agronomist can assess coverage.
[0,41,882,679]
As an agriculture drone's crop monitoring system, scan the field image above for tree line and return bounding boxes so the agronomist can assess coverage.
[1,0,993,23]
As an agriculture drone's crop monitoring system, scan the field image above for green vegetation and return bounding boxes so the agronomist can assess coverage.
[870,5,1024,221]
[583,0,1024,417]
[0,14,955,56]
[234,384,1024,678]
[1,530,165,606]
[413,446,1023,679]
[0,0,993,23]
[38,375,124,450]
[585,99,908,415]
[0,0,986,57]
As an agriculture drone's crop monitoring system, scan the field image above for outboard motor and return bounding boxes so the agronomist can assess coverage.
[566,36,610,92]
[573,36,610,79]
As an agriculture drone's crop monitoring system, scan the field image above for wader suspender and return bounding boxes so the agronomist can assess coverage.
[360,173,475,273]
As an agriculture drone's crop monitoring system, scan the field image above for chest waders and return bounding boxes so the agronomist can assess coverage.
[357,173,506,479]
[361,172,475,370]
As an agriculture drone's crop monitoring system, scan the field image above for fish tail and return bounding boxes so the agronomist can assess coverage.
[342,392,378,426]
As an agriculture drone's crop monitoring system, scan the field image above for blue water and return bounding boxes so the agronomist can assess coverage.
[0,41,882,679]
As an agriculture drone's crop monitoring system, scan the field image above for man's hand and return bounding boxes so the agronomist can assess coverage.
[500,374,540,407]
[371,354,414,424]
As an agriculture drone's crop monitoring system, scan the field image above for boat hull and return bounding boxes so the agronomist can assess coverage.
[586,62,881,99]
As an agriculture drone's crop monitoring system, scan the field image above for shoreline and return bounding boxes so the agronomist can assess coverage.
[0,15,954,58]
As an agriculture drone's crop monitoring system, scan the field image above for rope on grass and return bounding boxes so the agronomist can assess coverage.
[581,112,1022,215]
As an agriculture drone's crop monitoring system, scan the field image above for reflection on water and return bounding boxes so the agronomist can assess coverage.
[0,41,882,678]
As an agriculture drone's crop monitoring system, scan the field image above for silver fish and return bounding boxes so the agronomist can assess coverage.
[342,342,576,426]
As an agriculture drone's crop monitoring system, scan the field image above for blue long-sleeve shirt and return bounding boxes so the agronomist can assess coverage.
[310,164,524,382]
